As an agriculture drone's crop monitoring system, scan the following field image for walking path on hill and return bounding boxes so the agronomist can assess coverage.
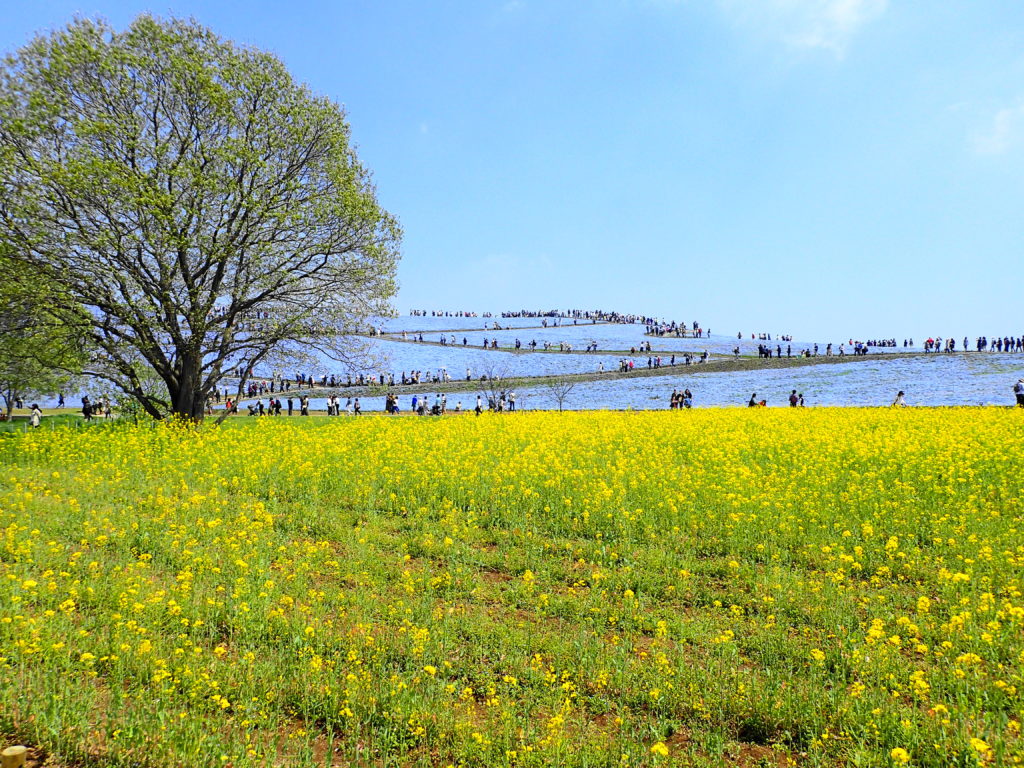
[373,333,664,356]
[269,350,933,401]
[374,321,615,336]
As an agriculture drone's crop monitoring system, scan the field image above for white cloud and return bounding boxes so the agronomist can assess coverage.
[972,103,1024,155]
[718,0,888,57]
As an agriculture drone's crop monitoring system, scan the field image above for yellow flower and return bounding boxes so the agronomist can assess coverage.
[650,742,669,757]
[969,738,990,754]
[890,747,910,764]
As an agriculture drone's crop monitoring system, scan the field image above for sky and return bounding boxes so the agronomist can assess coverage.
[2,0,1023,343]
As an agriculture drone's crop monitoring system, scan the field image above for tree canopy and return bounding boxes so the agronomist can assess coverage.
[0,15,401,419]
[0,249,86,415]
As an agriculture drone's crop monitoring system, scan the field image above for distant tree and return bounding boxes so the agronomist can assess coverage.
[0,254,85,415]
[0,15,400,421]
[543,377,577,412]
[477,363,511,411]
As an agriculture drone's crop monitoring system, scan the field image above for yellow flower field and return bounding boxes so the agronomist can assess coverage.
[1,409,1022,767]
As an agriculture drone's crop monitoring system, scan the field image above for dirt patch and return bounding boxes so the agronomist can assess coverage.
[659,727,797,767]
[727,741,794,767]
[666,725,692,751]
[478,568,513,584]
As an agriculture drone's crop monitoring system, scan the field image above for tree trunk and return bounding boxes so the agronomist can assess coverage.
[171,354,206,421]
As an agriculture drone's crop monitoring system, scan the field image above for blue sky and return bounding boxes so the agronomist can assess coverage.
[2,1,1022,342]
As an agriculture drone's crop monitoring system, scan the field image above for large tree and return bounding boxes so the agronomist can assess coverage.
[0,15,400,420]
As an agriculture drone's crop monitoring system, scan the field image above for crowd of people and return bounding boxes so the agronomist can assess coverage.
[920,336,1024,353]
[227,394,357,417]
[404,308,661,325]
[981,336,1024,352]
[607,351,707,374]
[647,321,708,338]
[15,301,1024,423]
[408,310,483,318]
[741,333,794,341]
[728,334,1024,355]
[80,395,111,421]
[501,308,656,324]
[221,373,1024,416]
[301,390,524,416]
[747,391,805,407]
[744,340,885,359]
[756,344,790,359]
[216,313,1024,413]
[400,330,614,354]
[221,362,519,408]
[167,308,1024,416]
[669,388,693,408]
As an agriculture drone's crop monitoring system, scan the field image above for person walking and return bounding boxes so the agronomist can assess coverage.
[1014,378,1024,407]
[789,390,798,407]
[892,390,907,407]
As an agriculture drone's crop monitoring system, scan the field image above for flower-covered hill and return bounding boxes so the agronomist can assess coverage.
[1,410,1022,766]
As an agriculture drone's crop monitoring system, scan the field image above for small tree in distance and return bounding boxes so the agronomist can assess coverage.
[477,363,510,411]
[0,15,401,421]
[544,377,577,412]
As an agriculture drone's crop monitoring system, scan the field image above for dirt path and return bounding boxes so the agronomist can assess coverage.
[255,351,933,401]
